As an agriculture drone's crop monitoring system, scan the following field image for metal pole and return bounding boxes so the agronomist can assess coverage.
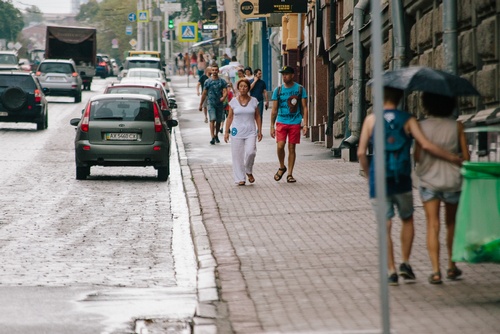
[149,0,154,51]
[370,0,391,333]
[137,0,143,50]
[164,5,169,64]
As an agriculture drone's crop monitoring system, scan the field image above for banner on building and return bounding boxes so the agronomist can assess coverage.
[239,0,268,19]
[258,0,307,14]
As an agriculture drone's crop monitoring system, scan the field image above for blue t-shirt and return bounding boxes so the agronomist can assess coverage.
[368,109,413,198]
[204,78,227,108]
[271,82,307,125]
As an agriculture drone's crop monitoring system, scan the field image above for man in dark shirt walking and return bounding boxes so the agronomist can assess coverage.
[249,69,268,120]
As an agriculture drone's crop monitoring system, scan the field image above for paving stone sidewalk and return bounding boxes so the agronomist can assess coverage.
[171,75,500,334]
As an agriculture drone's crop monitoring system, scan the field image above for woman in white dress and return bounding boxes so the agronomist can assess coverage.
[224,78,263,185]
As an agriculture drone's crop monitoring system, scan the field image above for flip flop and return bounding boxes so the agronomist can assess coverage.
[238,181,246,186]
[286,175,296,183]
[246,173,255,183]
[274,167,286,181]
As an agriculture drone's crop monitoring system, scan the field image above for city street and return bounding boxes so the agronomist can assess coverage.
[0,78,197,334]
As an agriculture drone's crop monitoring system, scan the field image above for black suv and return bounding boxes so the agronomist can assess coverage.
[0,71,49,130]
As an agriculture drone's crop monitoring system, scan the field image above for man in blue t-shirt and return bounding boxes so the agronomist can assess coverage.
[199,64,227,145]
[270,66,308,183]
[249,68,269,120]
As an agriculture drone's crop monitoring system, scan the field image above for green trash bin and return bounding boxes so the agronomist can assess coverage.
[452,161,500,263]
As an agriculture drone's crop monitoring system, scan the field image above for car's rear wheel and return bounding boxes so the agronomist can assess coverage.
[157,166,169,181]
[2,87,28,111]
[36,111,48,130]
[76,166,90,180]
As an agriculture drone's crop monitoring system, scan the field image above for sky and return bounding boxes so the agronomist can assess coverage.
[13,0,72,14]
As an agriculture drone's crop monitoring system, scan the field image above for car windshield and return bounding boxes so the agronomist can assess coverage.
[127,60,160,70]
[0,75,36,89]
[90,99,154,121]
[128,71,161,79]
[106,87,161,100]
[0,54,18,64]
[39,63,74,73]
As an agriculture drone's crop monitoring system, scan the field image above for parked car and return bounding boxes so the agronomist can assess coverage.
[0,70,49,130]
[35,59,82,103]
[104,80,173,120]
[118,56,163,80]
[69,93,178,181]
[0,51,20,71]
[125,68,168,88]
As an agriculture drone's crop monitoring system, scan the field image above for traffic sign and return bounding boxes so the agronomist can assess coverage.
[137,10,149,22]
[129,39,137,47]
[178,22,198,42]
[126,25,133,35]
[128,12,136,22]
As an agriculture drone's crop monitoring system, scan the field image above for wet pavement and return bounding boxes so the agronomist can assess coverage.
[169,74,500,334]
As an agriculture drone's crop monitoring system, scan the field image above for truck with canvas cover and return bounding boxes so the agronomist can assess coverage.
[45,26,96,90]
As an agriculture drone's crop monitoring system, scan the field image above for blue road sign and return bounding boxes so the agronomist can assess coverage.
[126,26,133,35]
[128,13,136,22]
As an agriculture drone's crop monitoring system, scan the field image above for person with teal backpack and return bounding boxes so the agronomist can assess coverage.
[357,87,463,286]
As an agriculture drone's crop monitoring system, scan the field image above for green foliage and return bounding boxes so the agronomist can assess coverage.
[0,0,24,41]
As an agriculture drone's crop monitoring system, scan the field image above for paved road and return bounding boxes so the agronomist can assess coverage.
[171,74,500,334]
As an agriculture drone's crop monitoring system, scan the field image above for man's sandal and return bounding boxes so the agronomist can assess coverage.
[446,267,462,280]
[428,272,442,284]
[274,167,287,181]
[286,175,296,183]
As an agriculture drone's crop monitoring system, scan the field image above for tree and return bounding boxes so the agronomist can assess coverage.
[0,0,24,43]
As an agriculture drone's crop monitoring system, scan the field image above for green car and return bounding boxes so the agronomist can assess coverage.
[69,93,178,181]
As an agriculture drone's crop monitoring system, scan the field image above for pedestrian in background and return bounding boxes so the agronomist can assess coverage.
[414,92,470,284]
[357,87,463,286]
[197,51,207,78]
[199,64,228,145]
[197,66,211,123]
[190,52,198,78]
[250,68,269,120]
[270,66,308,183]
[244,67,253,82]
[224,78,262,185]
[183,52,190,76]
[221,53,230,66]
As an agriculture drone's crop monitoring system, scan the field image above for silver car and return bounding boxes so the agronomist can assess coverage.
[36,59,82,103]
[69,94,178,181]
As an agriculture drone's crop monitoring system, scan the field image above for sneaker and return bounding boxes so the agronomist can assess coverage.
[219,128,223,134]
[388,273,399,286]
[214,136,220,143]
[399,263,416,280]
[210,138,215,145]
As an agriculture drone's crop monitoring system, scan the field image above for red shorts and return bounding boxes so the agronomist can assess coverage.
[275,122,301,144]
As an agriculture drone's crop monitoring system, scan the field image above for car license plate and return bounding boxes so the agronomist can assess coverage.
[47,76,64,81]
[0,111,8,116]
[106,133,138,140]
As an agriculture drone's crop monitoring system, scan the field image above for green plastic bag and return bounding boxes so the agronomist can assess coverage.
[452,162,500,264]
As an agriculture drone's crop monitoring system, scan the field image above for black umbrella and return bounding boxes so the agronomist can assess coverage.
[380,66,480,97]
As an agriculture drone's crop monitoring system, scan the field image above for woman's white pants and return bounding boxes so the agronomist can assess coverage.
[231,136,257,183]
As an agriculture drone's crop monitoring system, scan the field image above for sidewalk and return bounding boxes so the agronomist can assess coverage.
[170,74,500,334]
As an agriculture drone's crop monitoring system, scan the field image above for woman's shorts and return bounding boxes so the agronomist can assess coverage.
[419,187,461,204]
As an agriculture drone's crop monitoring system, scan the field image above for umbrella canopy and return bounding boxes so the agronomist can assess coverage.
[381,66,480,97]
[219,62,242,76]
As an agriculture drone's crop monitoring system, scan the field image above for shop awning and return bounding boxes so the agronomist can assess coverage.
[191,36,225,48]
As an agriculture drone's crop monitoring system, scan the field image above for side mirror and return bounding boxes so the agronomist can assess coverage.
[166,78,171,82]
[43,87,50,95]
[70,118,80,126]
[167,119,178,128]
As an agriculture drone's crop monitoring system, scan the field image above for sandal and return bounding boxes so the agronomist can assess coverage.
[246,173,255,183]
[286,175,296,183]
[446,267,462,280]
[428,272,442,284]
[238,181,246,186]
[274,167,287,181]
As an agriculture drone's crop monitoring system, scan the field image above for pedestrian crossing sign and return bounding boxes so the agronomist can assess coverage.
[137,10,149,22]
[178,22,198,42]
